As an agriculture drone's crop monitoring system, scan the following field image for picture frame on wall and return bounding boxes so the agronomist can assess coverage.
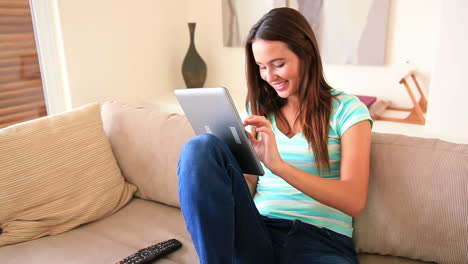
[222,0,390,65]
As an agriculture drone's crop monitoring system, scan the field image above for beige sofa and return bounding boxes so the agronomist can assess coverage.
[0,101,466,264]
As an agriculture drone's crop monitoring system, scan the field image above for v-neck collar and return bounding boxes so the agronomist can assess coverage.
[271,115,303,140]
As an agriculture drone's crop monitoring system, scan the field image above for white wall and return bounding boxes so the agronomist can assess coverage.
[425,1,468,143]
[35,0,188,111]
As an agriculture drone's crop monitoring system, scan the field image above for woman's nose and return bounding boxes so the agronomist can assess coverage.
[264,68,277,83]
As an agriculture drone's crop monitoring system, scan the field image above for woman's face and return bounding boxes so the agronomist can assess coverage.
[252,39,301,99]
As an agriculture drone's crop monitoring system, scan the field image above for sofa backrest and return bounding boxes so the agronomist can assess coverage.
[101,101,195,208]
[354,132,468,264]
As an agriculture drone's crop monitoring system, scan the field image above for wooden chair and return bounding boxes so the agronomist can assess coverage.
[374,71,427,125]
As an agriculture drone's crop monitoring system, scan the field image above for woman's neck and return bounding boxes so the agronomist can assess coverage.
[278,98,302,138]
[285,96,300,110]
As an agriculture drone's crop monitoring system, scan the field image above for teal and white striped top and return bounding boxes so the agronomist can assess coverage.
[253,90,373,237]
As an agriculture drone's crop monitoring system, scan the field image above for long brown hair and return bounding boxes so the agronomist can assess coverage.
[245,7,336,172]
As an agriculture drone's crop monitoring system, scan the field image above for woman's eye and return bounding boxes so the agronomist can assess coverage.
[274,63,284,68]
[259,65,266,70]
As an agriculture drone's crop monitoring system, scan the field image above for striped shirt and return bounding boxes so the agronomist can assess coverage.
[253,90,373,237]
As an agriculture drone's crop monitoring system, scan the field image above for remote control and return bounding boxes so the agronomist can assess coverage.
[116,238,182,264]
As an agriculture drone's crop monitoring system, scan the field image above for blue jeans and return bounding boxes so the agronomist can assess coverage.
[178,134,358,264]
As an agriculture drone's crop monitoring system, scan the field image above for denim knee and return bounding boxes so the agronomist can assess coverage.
[180,134,226,160]
[178,134,226,178]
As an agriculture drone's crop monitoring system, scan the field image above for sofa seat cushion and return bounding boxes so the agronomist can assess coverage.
[358,254,436,264]
[0,198,198,264]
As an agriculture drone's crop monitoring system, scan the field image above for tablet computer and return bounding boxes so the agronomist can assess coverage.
[174,87,264,176]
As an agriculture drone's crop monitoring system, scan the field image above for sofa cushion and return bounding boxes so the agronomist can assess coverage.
[0,198,197,264]
[101,101,195,208]
[0,103,136,246]
[354,133,468,264]
[358,254,436,264]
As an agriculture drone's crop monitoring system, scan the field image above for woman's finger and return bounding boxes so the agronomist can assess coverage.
[245,131,258,144]
[244,115,272,128]
[255,126,273,135]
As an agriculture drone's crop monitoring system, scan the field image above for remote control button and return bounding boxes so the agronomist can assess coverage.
[140,249,153,257]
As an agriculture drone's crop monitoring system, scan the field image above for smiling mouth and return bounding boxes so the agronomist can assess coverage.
[271,80,288,91]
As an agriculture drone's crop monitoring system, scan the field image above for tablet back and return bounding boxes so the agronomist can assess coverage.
[175,87,264,176]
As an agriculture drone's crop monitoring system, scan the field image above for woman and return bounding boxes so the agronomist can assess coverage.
[178,7,372,264]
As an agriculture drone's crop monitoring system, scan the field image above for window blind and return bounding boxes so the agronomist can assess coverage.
[0,0,47,128]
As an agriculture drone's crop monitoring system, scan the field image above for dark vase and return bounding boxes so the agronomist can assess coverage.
[181,23,207,88]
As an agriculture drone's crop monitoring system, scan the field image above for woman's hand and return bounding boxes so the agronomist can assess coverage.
[243,115,286,173]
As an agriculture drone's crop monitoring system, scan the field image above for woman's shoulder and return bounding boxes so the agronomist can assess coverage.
[329,89,373,135]
[330,89,362,109]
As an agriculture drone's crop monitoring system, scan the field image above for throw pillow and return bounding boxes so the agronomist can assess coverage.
[0,103,137,246]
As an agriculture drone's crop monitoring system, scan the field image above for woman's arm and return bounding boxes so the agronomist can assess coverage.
[275,121,371,217]
[243,174,259,197]
[244,115,372,217]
